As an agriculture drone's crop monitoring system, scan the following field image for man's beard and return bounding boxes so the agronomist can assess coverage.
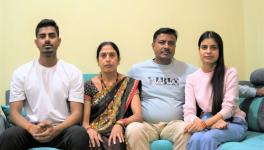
[42,49,55,57]
[42,45,55,57]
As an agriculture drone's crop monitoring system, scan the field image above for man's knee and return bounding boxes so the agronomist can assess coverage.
[0,126,32,149]
[1,126,30,139]
[67,125,88,139]
[126,122,145,138]
[65,125,89,144]
[126,122,150,149]
[64,125,89,149]
[161,121,188,140]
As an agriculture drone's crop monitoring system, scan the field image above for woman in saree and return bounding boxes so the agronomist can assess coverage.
[82,41,143,150]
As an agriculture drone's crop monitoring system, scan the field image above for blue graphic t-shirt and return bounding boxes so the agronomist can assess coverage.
[128,58,196,123]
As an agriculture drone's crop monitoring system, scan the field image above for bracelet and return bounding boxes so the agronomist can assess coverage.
[115,121,126,130]
[119,118,128,126]
[85,126,93,131]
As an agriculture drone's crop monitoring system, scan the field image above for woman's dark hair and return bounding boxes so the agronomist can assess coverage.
[96,41,120,61]
[198,31,225,115]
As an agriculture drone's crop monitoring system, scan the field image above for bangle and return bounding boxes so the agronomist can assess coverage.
[27,124,33,131]
[119,118,128,126]
[115,121,125,130]
[85,126,93,131]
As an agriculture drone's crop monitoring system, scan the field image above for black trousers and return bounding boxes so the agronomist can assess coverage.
[0,125,89,150]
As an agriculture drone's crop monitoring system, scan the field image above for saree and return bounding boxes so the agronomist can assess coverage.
[84,76,141,150]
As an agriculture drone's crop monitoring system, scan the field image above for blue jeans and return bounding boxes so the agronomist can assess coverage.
[187,113,248,150]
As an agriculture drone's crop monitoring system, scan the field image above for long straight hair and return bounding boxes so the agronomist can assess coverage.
[198,31,225,115]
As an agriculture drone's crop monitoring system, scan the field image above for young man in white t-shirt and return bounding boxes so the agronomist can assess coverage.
[0,19,89,150]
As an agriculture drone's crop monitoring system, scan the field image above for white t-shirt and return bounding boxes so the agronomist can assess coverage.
[10,59,84,123]
[128,58,196,123]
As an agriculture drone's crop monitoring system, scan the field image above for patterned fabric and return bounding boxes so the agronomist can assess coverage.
[84,76,140,134]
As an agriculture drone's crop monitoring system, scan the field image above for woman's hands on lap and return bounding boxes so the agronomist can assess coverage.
[211,119,228,129]
[108,124,124,146]
[87,128,103,147]
[184,118,207,133]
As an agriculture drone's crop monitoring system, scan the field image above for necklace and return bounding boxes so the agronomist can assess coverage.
[100,72,119,89]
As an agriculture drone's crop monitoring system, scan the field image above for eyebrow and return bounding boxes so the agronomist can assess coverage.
[38,32,57,36]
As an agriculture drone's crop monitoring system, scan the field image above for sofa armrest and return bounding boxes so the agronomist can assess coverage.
[0,114,8,135]
[239,96,264,132]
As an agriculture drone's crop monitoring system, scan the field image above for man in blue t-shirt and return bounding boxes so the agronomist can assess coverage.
[126,28,196,150]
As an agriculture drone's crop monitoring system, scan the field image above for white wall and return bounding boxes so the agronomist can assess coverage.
[243,0,264,79]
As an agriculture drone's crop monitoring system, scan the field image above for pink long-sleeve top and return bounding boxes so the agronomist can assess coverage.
[183,67,246,123]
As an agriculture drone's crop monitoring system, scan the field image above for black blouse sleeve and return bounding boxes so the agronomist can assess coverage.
[84,80,98,98]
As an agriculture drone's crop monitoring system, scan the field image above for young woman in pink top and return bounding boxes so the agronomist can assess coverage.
[183,31,247,150]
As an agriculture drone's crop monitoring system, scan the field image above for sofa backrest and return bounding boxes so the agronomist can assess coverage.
[5,90,9,105]
[83,73,96,82]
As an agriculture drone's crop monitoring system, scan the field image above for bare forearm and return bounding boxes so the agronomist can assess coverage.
[124,114,143,125]
[82,117,90,129]
[124,93,143,125]
[55,101,83,131]
[11,111,32,131]
[10,101,33,131]
[55,110,82,131]
[82,101,91,129]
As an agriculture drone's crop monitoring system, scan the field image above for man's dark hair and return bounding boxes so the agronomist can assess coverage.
[35,19,59,37]
[153,28,178,42]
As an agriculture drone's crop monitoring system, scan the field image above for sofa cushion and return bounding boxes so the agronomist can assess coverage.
[83,74,96,81]
[150,140,173,150]
[239,97,264,132]
[1,105,26,125]
[0,114,8,135]
[250,68,264,86]
[220,131,264,150]
[1,105,11,125]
